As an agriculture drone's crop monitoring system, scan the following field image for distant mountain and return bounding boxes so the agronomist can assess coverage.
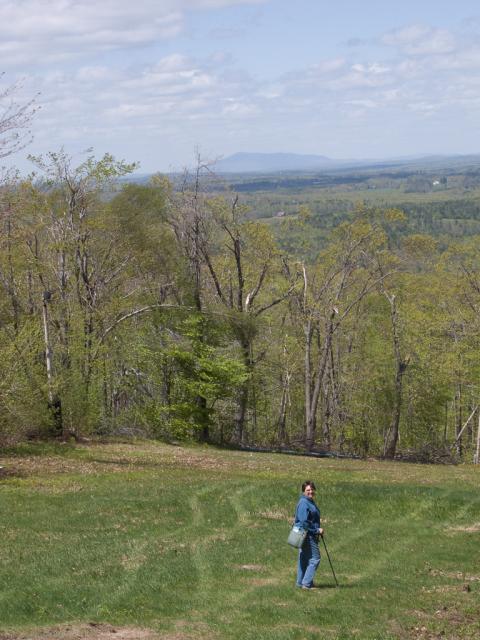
[215,152,346,173]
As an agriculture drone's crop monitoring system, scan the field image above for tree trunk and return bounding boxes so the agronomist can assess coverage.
[42,292,63,436]
[234,340,251,444]
[455,384,463,457]
[383,292,408,460]
[6,215,20,334]
[474,409,480,464]
[304,319,315,450]
[234,384,249,444]
[383,358,407,459]
[197,395,210,443]
[276,372,290,445]
[305,319,334,451]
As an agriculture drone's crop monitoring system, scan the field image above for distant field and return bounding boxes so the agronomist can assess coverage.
[244,185,480,203]
[0,441,479,640]
[242,186,480,215]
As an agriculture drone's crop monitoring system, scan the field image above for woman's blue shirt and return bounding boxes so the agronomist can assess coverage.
[294,495,321,534]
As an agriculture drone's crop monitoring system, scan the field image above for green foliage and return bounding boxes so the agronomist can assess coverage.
[0,322,51,443]
[162,315,247,434]
[3,150,480,460]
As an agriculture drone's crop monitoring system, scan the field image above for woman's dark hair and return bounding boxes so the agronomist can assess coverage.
[302,480,316,491]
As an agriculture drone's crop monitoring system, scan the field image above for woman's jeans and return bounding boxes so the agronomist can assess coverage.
[296,533,321,587]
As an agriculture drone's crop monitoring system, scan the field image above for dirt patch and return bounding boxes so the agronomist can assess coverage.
[0,623,159,640]
[428,568,480,582]
[407,605,480,640]
[254,509,290,521]
[169,620,217,639]
[0,465,25,479]
[0,442,262,481]
[448,523,480,533]
[277,624,337,637]
[0,622,217,640]
[235,563,265,571]
[0,455,131,479]
[245,577,278,586]
[421,584,468,594]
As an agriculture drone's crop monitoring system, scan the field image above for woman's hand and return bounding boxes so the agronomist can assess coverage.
[318,527,324,536]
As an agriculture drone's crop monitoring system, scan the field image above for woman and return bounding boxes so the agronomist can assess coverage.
[294,480,323,590]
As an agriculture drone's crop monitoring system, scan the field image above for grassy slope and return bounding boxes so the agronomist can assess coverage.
[0,441,479,640]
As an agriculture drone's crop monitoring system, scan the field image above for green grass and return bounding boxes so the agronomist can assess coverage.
[1,441,479,639]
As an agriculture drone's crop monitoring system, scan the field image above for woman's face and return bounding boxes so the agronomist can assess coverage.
[303,485,315,498]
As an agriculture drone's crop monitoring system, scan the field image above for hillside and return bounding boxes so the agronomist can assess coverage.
[0,441,479,639]
[215,152,344,173]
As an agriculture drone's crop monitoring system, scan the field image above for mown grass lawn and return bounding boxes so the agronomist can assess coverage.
[0,441,479,640]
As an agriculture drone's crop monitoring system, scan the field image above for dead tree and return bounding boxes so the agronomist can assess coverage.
[0,74,37,158]
[382,291,410,459]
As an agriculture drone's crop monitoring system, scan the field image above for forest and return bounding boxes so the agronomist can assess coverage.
[1,150,480,463]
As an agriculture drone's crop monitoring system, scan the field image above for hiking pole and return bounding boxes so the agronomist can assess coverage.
[320,534,339,586]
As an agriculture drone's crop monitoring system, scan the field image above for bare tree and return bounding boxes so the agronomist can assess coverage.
[26,150,137,435]
[169,154,217,441]
[382,289,410,459]
[199,196,297,443]
[0,74,37,158]
[295,218,391,451]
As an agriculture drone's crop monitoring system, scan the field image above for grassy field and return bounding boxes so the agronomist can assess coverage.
[0,441,479,640]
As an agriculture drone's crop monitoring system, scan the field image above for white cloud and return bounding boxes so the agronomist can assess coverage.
[0,0,268,67]
[7,11,480,171]
[75,66,111,82]
[311,58,346,75]
[345,99,378,109]
[382,24,456,56]
[406,101,439,114]
[248,20,480,136]
[21,52,257,155]
[222,99,258,116]
[17,16,480,163]
[322,63,393,91]
[256,84,284,99]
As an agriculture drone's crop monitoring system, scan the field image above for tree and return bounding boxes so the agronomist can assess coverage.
[0,74,37,158]
[293,214,389,450]
[439,237,480,458]
[168,156,219,441]
[24,150,137,434]
[204,196,297,443]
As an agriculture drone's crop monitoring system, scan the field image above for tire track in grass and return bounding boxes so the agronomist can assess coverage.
[92,529,182,615]
[324,483,480,580]
[330,483,480,594]
[444,486,480,526]
[295,484,480,634]
[166,482,478,637]
[226,482,256,520]
[230,492,455,636]
[330,484,468,581]
[200,485,285,628]
[91,487,216,614]
[195,481,480,638]
[187,485,229,608]
[216,483,471,636]
[189,491,212,595]
[105,486,223,634]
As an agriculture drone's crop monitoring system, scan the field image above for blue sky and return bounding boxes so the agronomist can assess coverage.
[2,0,480,173]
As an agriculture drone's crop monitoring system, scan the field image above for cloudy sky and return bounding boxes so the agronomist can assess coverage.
[3,0,480,172]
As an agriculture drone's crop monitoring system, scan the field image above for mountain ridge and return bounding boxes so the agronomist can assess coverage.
[215,152,345,173]
[214,151,480,174]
